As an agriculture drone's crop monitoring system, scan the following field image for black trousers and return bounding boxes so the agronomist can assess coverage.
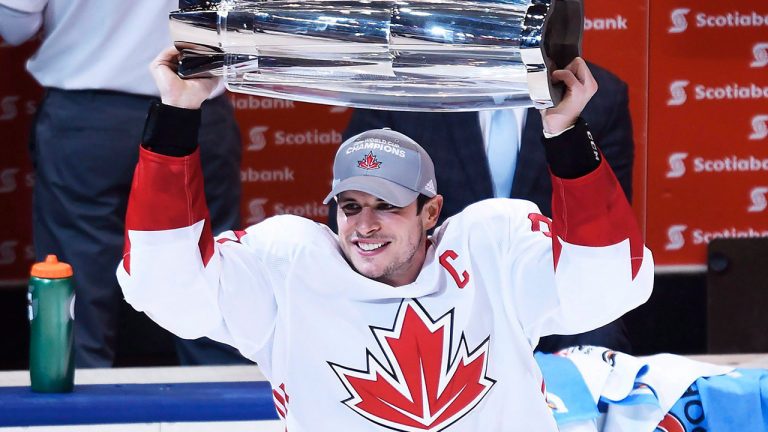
[31,88,249,367]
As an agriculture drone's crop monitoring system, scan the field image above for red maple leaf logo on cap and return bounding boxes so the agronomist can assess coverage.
[358,152,382,170]
[329,300,495,431]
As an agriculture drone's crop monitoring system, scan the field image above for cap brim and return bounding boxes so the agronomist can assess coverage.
[323,176,419,208]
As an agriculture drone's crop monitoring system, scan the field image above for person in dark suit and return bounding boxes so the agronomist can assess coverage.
[333,62,636,353]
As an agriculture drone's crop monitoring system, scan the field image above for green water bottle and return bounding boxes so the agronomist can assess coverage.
[28,255,75,393]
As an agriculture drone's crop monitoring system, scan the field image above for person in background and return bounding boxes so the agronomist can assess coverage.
[0,0,249,367]
[337,63,636,353]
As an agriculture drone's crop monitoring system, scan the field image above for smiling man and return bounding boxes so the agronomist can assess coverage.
[328,130,442,287]
[117,47,654,431]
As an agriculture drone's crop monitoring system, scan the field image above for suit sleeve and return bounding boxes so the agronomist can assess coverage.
[584,67,634,201]
[116,146,277,363]
[504,125,653,346]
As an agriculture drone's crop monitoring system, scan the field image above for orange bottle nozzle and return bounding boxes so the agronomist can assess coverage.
[31,255,73,279]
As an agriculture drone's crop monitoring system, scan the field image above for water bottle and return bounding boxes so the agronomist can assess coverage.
[28,255,75,393]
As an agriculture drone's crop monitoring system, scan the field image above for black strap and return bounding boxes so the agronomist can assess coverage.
[141,101,201,157]
[542,118,602,179]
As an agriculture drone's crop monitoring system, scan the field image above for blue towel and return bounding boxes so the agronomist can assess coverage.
[536,352,600,424]
[656,382,705,431]
[697,369,768,432]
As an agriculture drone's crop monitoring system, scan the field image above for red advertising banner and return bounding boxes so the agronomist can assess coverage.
[0,38,41,285]
[232,97,351,227]
[581,0,649,230]
[647,1,768,270]
[5,1,763,280]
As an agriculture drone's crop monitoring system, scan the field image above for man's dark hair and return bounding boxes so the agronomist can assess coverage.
[416,194,431,214]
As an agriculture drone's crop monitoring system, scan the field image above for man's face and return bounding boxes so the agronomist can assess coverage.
[336,190,440,287]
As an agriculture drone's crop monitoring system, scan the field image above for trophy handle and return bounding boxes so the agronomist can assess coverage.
[522,0,584,107]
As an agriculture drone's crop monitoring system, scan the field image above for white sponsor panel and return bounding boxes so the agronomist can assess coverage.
[229,95,295,110]
[751,42,768,68]
[670,9,768,33]
[749,114,768,140]
[584,15,628,31]
[329,106,350,114]
[747,186,768,212]
[247,126,269,151]
[665,224,768,250]
[665,225,688,251]
[666,153,688,178]
[274,129,342,146]
[240,167,295,183]
[0,168,20,193]
[668,80,768,106]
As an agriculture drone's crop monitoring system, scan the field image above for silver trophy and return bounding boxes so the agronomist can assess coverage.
[171,0,583,111]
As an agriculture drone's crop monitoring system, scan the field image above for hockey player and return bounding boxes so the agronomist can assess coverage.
[117,47,654,431]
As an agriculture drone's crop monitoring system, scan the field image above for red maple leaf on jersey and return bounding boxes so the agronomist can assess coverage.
[358,152,382,170]
[330,300,495,431]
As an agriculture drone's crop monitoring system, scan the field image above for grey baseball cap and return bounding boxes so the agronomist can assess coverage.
[323,129,437,207]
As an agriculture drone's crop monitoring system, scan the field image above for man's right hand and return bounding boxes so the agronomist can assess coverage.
[149,46,219,109]
[540,57,598,135]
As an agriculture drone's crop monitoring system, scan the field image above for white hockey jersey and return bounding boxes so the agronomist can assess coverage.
[117,147,654,432]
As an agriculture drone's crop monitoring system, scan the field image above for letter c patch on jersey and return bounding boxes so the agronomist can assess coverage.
[439,250,470,289]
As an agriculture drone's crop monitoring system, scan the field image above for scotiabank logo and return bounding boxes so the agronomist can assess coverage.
[665,225,687,251]
[247,126,268,151]
[668,8,691,33]
[274,201,328,219]
[670,10,768,33]
[667,81,689,106]
[0,96,20,121]
[666,153,688,178]
[751,43,768,68]
[666,153,768,178]
[687,226,768,245]
[748,186,768,213]
[668,81,768,106]
[246,198,269,224]
[274,129,342,146]
[584,15,628,31]
[229,95,295,111]
[245,198,328,224]
[749,115,768,140]
[0,168,19,193]
[240,167,295,183]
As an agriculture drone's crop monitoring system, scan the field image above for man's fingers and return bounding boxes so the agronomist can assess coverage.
[564,57,597,93]
[552,69,580,90]
[151,47,181,72]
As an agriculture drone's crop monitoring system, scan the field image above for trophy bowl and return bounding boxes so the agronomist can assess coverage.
[171,0,583,111]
